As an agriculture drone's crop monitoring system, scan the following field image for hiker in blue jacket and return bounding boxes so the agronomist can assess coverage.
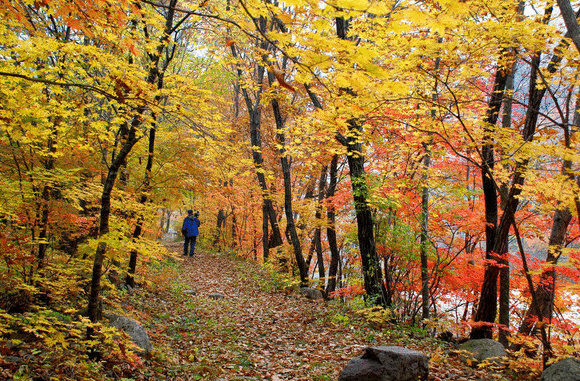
[182,210,201,257]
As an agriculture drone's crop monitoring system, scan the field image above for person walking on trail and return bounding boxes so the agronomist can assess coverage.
[182,210,201,257]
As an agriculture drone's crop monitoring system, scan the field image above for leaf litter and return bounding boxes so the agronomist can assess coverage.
[132,243,517,380]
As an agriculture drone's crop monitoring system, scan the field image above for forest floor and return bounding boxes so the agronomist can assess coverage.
[131,243,522,381]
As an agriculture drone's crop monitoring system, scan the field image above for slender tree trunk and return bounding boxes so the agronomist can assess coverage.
[470,63,508,339]
[250,106,284,249]
[498,63,516,346]
[383,256,393,306]
[87,0,181,325]
[214,208,227,246]
[420,138,432,320]
[37,125,57,266]
[306,235,316,268]
[268,72,308,285]
[88,118,141,329]
[303,18,385,301]
[518,207,571,336]
[126,118,155,288]
[314,166,327,286]
[304,36,383,301]
[164,210,171,232]
[231,206,238,248]
[537,207,572,319]
[335,16,387,306]
[314,228,324,280]
[219,53,241,250]
[230,34,283,257]
[262,204,269,260]
[517,31,579,338]
[344,119,388,306]
[326,155,341,296]
[126,0,178,287]
[420,53,440,320]
[557,0,580,53]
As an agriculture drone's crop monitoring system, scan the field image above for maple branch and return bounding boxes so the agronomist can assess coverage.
[236,0,333,95]
[0,71,192,124]
[0,71,128,103]
[138,0,258,41]
[376,95,485,170]
[304,83,348,146]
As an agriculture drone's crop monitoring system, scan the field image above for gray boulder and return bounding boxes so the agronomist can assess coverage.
[338,346,429,381]
[459,338,506,365]
[299,287,324,300]
[108,315,152,355]
[540,358,580,381]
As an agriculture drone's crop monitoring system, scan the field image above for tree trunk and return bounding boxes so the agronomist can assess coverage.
[519,107,578,336]
[88,117,141,329]
[517,27,579,337]
[420,137,432,320]
[302,85,341,295]
[269,73,308,285]
[314,165,328,286]
[326,155,341,297]
[125,119,155,288]
[344,119,388,306]
[519,207,571,336]
[262,204,269,260]
[470,62,509,339]
[420,53,440,320]
[231,34,284,257]
[557,0,580,53]
[126,0,178,288]
[498,62,517,346]
[335,16,387,306]
[231,205,238,248]
[214,208,227,246]
[304,17,386,303]
[87,0,181,325]
[37,126,57,267]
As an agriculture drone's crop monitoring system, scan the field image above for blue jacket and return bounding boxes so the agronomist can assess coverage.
[182,215,200,237]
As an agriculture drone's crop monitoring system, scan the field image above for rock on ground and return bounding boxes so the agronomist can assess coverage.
[540,358,580,381]
[459,338,506,365]
[108,315,152,355]
[299,287,324,300]
[338,345,429,381]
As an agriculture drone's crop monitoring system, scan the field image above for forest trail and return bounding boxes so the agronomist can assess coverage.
[143,243,504,381]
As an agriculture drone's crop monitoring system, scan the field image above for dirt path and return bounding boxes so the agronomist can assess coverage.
[141,244,508,381]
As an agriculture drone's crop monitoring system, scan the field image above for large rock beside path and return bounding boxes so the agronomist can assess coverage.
[540,358,580,381]
[107,315,152,355]
[459,338,506,365]
[338,346,429,381]
[299,287,324,300]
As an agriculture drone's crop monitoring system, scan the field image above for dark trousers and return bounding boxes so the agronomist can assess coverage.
[184,235,197,256]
